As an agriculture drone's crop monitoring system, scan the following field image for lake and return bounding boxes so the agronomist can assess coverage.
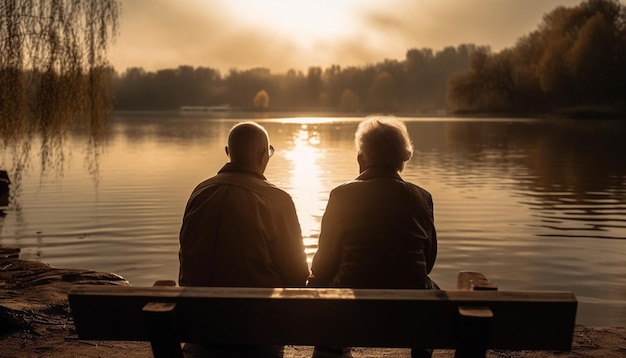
[1,112,625,326]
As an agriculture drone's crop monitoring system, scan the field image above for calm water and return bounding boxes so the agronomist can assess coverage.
[1,112,625,326]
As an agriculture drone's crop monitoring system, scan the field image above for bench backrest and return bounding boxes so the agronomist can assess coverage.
[69,285,577,351]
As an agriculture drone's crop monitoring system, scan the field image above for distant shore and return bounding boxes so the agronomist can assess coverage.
[111,105,626,121]
[0,246,624,357]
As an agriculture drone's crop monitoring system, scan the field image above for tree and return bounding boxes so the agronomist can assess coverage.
[447,0,626,114]
[340,89,360,112]
[0,0,121,202]
[306,67,323,106]
[368,71,397,111]
[253,90,270,109]
[318,92,331,107]
[566,11,620,102]
[1,0,120,133]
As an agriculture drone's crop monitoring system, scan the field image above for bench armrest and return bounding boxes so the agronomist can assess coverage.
[457,271,498,291]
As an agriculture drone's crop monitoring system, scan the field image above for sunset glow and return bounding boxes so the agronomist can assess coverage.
[109,0,590,73]
[283,126,325,255]
[228,0,361,46]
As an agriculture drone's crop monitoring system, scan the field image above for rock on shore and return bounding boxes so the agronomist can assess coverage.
[0,247,625,357]
[0,247,128,334]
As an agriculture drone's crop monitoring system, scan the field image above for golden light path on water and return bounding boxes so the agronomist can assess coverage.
[282,123,326,264]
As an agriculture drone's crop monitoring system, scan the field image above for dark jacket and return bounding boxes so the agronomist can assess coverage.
[179,163,310,287]
[310,166,437,289]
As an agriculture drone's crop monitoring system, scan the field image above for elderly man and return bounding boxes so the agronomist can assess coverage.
[309,116,437,358]
[179,121,309,287]
[179,121,309,356]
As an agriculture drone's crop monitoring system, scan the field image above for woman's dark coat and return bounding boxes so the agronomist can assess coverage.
[310,166,437,289]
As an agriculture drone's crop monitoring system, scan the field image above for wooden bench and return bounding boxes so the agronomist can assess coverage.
[68,271,577,358]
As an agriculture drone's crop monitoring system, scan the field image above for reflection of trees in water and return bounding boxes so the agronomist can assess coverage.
[440,120,626,239]
[0,1,121,207]
[441,120,626,195]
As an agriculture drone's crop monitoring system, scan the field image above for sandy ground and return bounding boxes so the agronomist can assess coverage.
[1,325,625,357]
[1,248,625,357]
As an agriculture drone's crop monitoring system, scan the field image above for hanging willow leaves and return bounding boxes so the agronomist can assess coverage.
[0,0,120,204]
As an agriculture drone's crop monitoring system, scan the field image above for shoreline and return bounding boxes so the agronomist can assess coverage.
[112,106,626,120]
[1,247,625,357]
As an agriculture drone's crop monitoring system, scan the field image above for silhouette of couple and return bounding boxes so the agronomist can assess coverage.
[179,116,437,358]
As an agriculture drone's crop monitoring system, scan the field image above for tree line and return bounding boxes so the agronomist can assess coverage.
[447,0,626,117]
[112,44,479,113]
[3,0,624,120]
[113,0,626,118]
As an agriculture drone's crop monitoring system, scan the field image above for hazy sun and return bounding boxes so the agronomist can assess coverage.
[226,0,361,46]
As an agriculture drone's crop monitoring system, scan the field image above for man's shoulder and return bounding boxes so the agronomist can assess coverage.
[195,172,294,205]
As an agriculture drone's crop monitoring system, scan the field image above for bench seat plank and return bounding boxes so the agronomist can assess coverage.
[69,286,576,351]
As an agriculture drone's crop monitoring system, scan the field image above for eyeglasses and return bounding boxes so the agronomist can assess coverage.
[268,145,275,157]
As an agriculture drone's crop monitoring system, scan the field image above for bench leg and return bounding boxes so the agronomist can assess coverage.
[455,306,493,358]
[143,302,183,358]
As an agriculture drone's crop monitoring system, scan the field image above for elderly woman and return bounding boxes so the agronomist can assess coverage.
[310,115,437,289]
[309,116,437,357]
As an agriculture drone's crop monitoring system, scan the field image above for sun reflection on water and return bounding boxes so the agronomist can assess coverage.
[283,125,325,261]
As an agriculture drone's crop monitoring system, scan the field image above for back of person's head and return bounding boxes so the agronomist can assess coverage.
[355,115,413,172]
[227,121,270,167]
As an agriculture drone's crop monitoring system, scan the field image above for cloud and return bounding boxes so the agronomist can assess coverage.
[112,0,308,73]
[109,0,604,74]
[359,0,584,51]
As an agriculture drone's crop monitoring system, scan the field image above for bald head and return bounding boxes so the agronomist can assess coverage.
[226,122,271,173]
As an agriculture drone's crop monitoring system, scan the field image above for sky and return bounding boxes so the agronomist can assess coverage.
[108,0,609,75]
